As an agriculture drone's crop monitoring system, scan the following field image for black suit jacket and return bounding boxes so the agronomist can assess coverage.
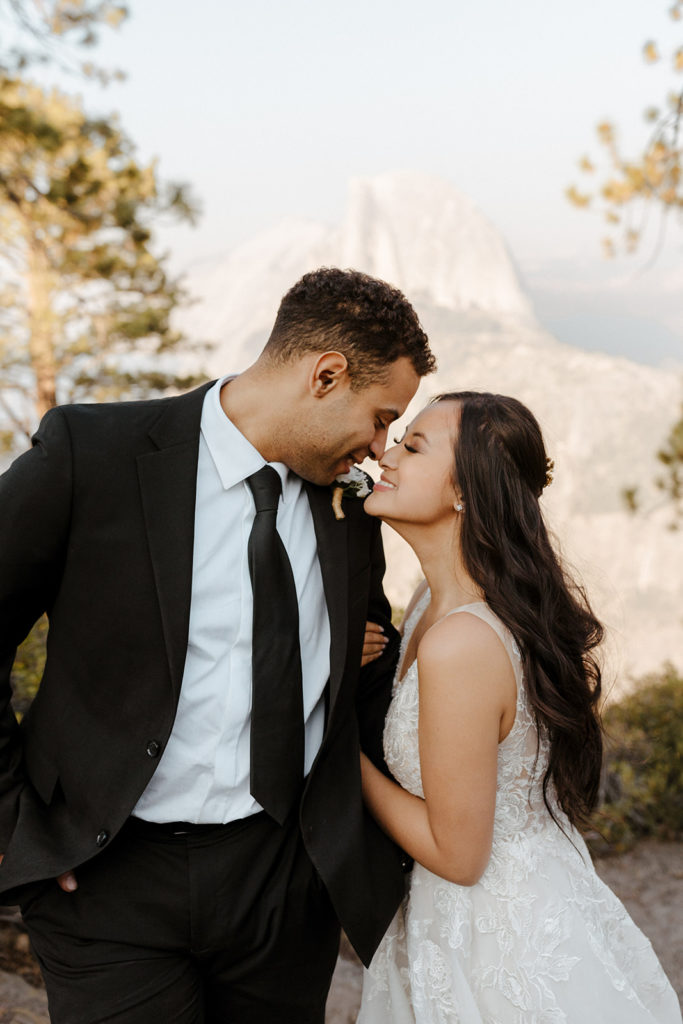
[0,383,406,966]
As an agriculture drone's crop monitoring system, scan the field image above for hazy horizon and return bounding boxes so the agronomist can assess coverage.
[8,0,683,370]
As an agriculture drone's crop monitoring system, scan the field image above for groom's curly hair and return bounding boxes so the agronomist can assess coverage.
[263,267,436,389]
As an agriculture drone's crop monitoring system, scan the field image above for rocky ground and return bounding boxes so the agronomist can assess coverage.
[1,840,681,1024]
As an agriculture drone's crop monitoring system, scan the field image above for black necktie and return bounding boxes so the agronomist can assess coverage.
[246,465,304,824]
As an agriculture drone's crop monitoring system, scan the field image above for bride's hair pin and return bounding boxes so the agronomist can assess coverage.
[544,457,555,490]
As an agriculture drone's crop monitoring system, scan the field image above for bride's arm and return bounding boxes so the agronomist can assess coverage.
[360,612,516,886]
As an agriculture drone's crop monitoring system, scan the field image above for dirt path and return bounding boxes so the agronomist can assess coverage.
[1,840,681,1024]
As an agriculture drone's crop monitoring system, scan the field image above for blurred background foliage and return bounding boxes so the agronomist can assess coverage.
[10,616,47,720]
[0,0,129,82]
[586,665,683,854]
[0,1,209,455]
[567,0,683,261]
[567,1,683,528]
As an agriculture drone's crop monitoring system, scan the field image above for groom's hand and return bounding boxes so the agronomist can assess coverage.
[57,869,78,892]
[361,621,388,667]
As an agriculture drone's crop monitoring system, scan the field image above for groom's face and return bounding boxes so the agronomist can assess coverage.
[291,356,420,485]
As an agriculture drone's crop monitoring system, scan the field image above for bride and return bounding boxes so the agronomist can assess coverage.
[357,391,681,1023]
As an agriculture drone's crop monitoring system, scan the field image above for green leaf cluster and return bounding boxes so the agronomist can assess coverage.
[1,1,129,83]
[655,403,683,525]
[622,401,683,527]
[568,1,683,258]
[586,665,683,854]
[9,615,47,720]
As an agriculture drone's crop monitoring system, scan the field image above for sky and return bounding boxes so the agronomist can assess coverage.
[22,0,683,367]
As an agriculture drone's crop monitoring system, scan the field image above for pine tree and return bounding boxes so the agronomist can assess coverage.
[0,75,207,450]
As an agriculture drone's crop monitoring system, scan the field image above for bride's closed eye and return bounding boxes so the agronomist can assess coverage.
[394,436,418,453]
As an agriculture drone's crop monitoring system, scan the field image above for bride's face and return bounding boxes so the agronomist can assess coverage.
[364,401,460,528]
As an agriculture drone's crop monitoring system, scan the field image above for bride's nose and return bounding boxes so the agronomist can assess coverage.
[379,445,400,470]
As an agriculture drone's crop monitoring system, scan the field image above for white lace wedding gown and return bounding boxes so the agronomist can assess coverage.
[358,595,681,1024]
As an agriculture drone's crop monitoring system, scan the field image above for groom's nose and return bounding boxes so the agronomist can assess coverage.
[368,427,388,461]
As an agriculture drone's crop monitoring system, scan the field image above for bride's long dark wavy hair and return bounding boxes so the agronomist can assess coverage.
[436,391,603,829]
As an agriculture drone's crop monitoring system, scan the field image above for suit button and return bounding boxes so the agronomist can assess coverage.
[146,740,161,758]
[96,830,110,848]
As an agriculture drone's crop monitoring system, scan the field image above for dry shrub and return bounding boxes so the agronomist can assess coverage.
[586,664,683,855]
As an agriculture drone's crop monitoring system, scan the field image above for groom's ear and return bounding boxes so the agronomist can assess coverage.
[309,351,350,397]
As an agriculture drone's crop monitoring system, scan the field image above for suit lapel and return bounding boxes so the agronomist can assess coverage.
[137,382,213,698]
[137,389,353,714]
[304,481,349,715]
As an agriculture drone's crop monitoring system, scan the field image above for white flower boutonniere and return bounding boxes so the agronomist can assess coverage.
[331,466,372,520]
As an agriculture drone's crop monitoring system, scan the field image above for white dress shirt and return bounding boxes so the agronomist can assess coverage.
[133,377,331,823]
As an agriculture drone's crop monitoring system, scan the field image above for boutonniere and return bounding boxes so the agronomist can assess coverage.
[331,466,372,520]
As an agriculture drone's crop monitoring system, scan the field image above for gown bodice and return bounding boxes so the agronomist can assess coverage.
[384,594,566,848]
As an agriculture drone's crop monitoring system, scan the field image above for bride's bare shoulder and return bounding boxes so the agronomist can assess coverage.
[417,610,516,700]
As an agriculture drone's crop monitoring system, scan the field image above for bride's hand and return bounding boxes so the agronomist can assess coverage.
[361,621,387,667]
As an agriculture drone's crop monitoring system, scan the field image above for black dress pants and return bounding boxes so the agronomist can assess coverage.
[20,812,341,1024]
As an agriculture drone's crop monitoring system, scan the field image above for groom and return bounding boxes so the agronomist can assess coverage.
[0,268,435,1022]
